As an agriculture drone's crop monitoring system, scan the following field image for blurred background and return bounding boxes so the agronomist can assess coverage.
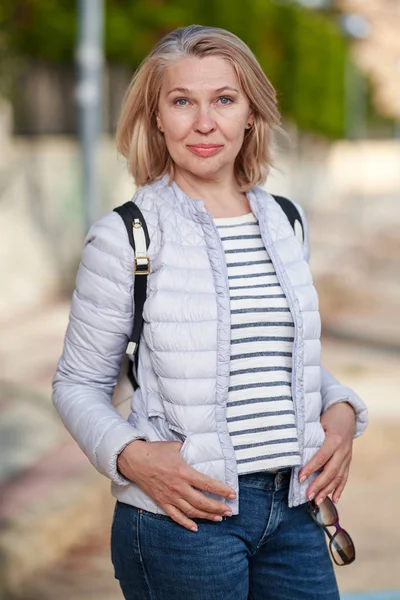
[0,0,399,598]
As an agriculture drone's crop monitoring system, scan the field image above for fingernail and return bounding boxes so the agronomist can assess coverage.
[308,492,316,501]
[228,493,236,500]
[300,475,307,483]
[316,497,324,506]
[214,516,223,522]
[224,511,232,517]
[190,525,198,532]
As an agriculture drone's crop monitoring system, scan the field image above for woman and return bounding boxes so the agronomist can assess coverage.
[53,25,368,600]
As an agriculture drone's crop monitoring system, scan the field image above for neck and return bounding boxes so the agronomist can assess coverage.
[173,168,250,218]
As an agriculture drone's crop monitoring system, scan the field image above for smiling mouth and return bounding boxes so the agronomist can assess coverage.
[187,144,223,157]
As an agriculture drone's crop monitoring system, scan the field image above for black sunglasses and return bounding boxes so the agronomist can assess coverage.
[307,497,356,566]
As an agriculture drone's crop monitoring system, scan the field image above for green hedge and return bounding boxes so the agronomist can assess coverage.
[0,0,348,137]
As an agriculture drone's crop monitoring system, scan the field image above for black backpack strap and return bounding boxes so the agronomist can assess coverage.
[113,201,150,389]
[272,195,304,243]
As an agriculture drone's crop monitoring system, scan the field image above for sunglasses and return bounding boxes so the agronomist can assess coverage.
[307,497,356,566]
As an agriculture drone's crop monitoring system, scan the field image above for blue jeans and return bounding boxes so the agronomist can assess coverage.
[111,469,339,600]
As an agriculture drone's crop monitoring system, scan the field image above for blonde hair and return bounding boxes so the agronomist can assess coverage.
[116,25,281,191]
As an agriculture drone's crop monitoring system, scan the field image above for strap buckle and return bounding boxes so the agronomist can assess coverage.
[134,257,150,275]
[126,341,137,356]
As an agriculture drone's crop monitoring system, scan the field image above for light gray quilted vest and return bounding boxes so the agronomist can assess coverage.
[53,175,368,515]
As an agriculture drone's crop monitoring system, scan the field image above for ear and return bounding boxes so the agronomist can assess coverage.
[246,111,254,130]
[155,112,164,133]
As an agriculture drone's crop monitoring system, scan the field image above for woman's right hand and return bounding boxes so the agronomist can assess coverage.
[117,440,236,532]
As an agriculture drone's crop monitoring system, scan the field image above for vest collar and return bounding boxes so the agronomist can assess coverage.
[152,174,267,225]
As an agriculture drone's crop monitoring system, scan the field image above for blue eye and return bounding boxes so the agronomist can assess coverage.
[174,98,189,106]
[218,96,233,105]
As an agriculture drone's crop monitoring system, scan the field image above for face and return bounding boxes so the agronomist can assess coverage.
[156,56,254,183]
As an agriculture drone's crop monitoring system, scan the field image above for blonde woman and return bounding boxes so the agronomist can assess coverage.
[53,25,368,600]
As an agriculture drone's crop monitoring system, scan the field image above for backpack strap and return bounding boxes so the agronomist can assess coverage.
[113,201,150,389]
[272,195,304,243]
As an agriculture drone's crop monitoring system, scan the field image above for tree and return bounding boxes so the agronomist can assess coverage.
[0,0,349,137]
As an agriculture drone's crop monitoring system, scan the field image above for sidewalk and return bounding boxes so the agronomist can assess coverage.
[0,302,114,596]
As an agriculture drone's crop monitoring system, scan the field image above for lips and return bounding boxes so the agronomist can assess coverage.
[187,144,223,157]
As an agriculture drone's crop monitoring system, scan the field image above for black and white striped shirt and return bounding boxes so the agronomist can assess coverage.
[214,212,301,474]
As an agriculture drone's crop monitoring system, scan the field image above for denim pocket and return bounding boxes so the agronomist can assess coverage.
[110,502,139,581]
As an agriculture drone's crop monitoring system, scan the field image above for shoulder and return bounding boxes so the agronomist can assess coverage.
[251,186,310,260]
[84,210,133,265]
[129,178,166,217]
[85,178,165,255]
[72,210,135,314]
[253,186,307,220]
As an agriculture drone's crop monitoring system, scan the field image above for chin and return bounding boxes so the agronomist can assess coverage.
[181,157,230,181]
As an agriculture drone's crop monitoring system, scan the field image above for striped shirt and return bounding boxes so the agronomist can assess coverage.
[214,212,301,474]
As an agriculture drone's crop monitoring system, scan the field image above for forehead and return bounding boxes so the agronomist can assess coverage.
[161,56,240,92]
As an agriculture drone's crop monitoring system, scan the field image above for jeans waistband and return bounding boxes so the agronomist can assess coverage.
[238,468,292,490]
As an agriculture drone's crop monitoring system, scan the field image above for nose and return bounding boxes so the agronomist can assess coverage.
[193,106,216,134]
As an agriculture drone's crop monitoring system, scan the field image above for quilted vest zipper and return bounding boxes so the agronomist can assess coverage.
[200,209,240,514]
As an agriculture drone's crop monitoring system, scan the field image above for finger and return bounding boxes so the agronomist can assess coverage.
[306,451,350,501]
[163,504,199,532]
[188,470,236,500]
[332,467,350,504]
[182,486,232,516]
[314,466,348,506]
[299,435,342,484]
[175,498,227,522]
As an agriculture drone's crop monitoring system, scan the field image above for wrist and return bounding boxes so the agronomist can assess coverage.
[323,400,355,416]
[117,439,147,475]
[333,401,356,418]
[343,400,356,414]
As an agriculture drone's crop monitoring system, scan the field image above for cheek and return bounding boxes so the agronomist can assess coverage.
[219,112,247,142]
[162,111,192,140]
[224,123,246,153]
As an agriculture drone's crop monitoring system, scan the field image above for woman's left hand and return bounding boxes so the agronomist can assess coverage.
[298,402,356,505]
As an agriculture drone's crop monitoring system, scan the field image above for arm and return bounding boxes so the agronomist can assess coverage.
[53,210,240,530]
[52,211,148,486]
[321,365,368,438]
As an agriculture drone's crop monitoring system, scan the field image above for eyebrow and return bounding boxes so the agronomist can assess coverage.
[167,86,240,96]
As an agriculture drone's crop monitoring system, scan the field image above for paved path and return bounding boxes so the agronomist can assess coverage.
[0,302,113,595]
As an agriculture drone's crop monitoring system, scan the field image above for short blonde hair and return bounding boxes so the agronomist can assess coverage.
[116,25,281,191]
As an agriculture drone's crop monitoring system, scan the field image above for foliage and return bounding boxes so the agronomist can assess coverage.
[0,0,349,137]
